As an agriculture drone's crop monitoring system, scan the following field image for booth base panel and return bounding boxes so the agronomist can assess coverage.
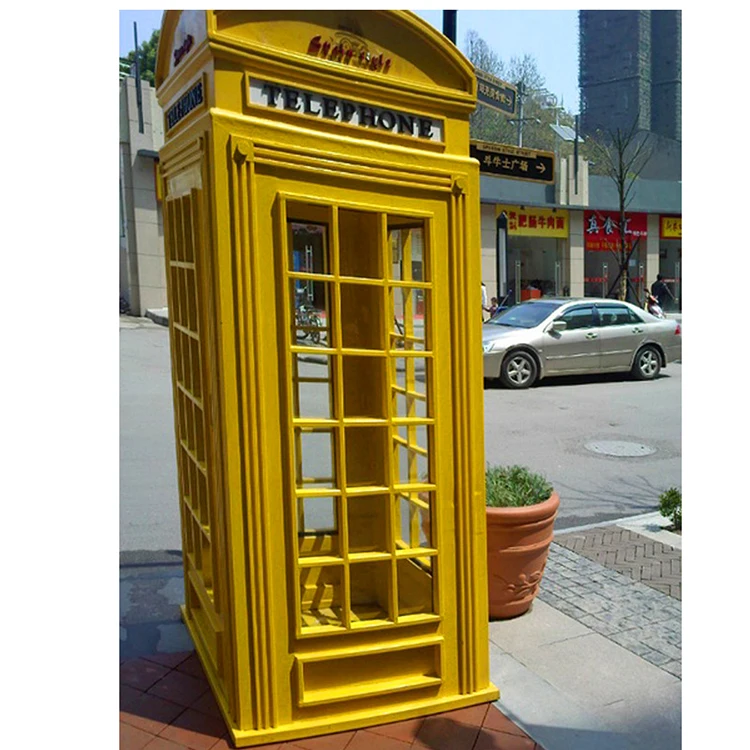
[182,607,500,748]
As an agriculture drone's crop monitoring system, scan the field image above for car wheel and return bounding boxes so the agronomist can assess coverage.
[632,345,662,380]
[500,350,537,389]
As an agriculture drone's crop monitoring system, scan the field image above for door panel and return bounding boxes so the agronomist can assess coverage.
[596,304,647,370]
[543,305,600,373]
[267,180,458,709]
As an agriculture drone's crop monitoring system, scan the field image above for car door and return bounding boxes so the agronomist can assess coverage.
[542,304,600,374]
[596,303,648,370]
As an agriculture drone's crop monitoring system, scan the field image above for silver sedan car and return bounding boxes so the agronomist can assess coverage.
[482,298,682,388]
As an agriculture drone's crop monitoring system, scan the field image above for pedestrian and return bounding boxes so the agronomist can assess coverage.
[488,296,500,317]
[650,274,674,309]
[481,282,490,319]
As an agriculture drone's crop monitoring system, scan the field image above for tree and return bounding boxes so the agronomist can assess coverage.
[122,29,160,86]
[463,30,579,159]
[585,116,655,301]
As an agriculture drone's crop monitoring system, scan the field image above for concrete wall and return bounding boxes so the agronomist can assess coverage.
[119,76,166,316]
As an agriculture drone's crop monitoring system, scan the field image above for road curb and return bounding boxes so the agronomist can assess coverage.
[145,308,169,327]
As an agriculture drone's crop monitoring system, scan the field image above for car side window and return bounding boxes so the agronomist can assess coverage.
[597,305,643,326]
[558,306,595,330]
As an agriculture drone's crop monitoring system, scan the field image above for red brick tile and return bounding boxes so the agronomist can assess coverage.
[435,702,490,727]
[144,652,194,670]
[176,652,208,679]
[413,716,481,750]
[122,684,146,709]
[483,706,530,738]
[142,737,193,750]
[208,737,336,750]
[159,708,228,750]
[190,688,224,720]
[345,729,412,749]
[121,721,157,750]
[366,717,425,743]
[148,670,210,708]
[121,691,187,736]
[292,730,356,749]
[473,727,537,750]
[122,659,172,691]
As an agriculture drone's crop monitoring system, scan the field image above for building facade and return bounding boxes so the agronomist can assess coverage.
[119,75,166,316]
[119,80,681,319]
[579,9,681,142]
[479,155,682,312]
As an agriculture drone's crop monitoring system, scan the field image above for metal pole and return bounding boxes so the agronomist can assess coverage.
[517,82,525,147]
[555,261,562,296]
[574,114,579,194]
[442,11,457,44]
[602,262,608,298]
[675,260,681,311]
[496,213,507,303]
[515,260,521,305]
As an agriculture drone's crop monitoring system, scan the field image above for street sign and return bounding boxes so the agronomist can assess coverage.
[470,140,555,184]
[475,69,517,115]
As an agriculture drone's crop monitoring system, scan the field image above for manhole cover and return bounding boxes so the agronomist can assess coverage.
[585,440,657,457]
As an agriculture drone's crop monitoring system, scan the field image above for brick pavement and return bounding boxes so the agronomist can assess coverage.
[553,526,681,599]
[537,529,682,679]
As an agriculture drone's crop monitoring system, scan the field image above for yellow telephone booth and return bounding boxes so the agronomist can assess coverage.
[155,10,497,747]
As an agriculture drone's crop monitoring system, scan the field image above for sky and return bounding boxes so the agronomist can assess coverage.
[119,8,580,112]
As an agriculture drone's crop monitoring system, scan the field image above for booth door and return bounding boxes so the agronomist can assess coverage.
[276,190,457,706]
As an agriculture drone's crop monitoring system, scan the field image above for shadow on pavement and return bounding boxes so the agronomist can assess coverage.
[484,371,672,390]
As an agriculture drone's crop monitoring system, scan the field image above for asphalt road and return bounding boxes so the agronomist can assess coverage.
[120,317,680,549]
[483,364,681,530]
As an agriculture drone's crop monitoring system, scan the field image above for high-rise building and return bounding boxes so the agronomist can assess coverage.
[579,10,681,142]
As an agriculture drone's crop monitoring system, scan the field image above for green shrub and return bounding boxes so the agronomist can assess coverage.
[485,465,553,508]
[659,487,682,530]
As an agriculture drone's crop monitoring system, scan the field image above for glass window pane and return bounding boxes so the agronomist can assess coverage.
[300,565,343,629]
[339,209,382,279]
[291,279,331,347]
[340,283,384,350]
[397,557,434,616]
[350,561,391,622]
[348,494,389,554]
[597,305,632,327]
[292,354,335,420]
[559,306,595,330]
[342,356,386,419]
[394,425,430,485]
[397,491,431,550]
[388,220,427,282]
[288,220,329,276]
[345,426,388,487]
[298,495,337,534]
[392,358,429,419]
[392,287,428,351]
[295,430,336,489]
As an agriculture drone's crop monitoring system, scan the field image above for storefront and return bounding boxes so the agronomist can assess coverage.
[583,210,648,302]
[496,204,569,304]
[659,215,682,311]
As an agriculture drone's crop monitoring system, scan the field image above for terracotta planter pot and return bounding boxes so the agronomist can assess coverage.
[486,492,560,619]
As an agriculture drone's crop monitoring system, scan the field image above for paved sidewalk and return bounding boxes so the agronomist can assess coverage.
[121,513,681,750]
[554,526,681,599]
[489,512,681,750]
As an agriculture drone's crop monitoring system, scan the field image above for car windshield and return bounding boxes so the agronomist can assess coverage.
[486,301,564,329]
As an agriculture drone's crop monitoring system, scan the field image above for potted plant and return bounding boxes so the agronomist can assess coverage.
[485,465,560,619]
[658,487,681,532]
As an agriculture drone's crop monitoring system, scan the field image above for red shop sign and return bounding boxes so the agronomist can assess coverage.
[584,211,647,252]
